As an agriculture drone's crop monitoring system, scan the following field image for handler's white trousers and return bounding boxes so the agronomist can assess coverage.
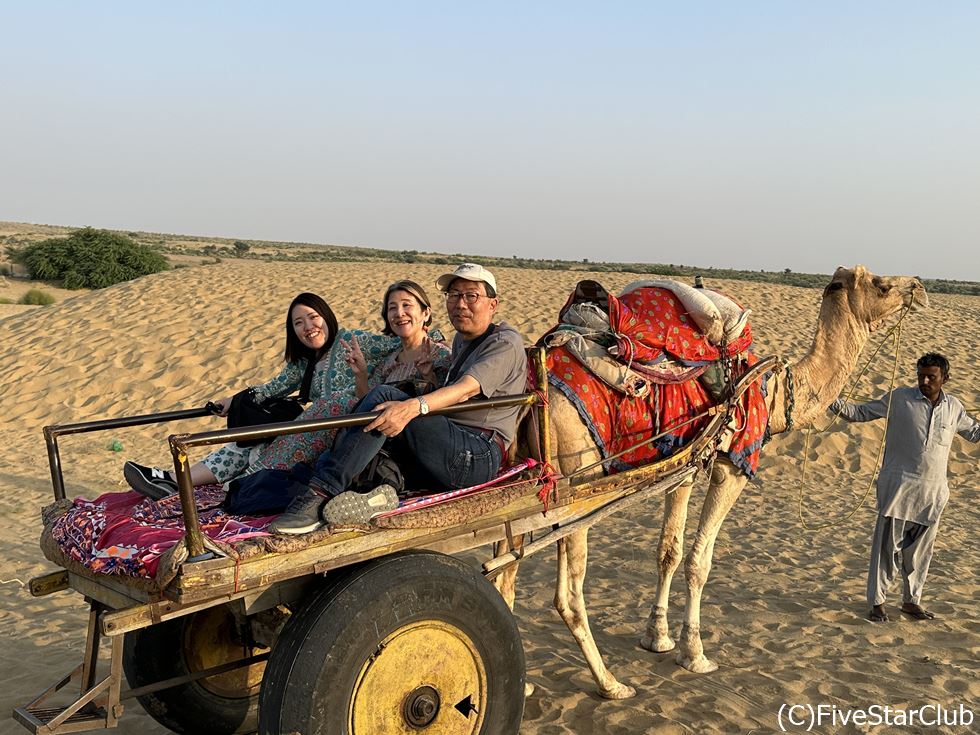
[867,514,939,607]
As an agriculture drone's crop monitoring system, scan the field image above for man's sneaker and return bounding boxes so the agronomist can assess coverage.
[123,461,178,500]
[268,490,327,535]
[322,484,399,526]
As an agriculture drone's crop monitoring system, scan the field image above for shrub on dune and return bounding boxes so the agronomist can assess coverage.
[11,227,169,289]
[18,288,56,305]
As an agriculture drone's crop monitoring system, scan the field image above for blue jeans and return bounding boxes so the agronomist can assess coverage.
[310,384,502,497]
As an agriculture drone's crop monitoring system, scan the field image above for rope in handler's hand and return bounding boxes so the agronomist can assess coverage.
[798,301,912,531]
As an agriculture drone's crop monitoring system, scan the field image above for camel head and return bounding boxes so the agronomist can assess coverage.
[783,265,929,427]
[822,265,928,332]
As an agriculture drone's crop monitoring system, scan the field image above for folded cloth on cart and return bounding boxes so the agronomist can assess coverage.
[224,456,538,527]
[45,486,278,583]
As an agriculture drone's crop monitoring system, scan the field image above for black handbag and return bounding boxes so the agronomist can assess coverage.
[350,449,405,494]
[226,357,317,447]
[226,392,305,447]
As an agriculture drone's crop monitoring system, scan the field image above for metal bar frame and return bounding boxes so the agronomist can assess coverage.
[43,408,214,501]
[168,393,537,557]
[41,350,768,564]
[12,599,270,734]
[12,602,124,734]
[120,652,270,701]
[41,353,550,560]
[483,467,698,578]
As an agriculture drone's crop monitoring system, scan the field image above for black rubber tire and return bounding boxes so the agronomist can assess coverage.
[122,606,263,734]
[258,551,525,735]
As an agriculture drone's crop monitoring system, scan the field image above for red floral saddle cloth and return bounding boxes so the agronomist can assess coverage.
[545,282,769,476]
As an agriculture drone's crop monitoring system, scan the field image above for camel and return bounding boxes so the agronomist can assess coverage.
[494,265,927,699]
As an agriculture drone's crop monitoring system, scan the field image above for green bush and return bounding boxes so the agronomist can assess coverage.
[18,288,56,305]
[11,227,168,289]
[0,297,13,304]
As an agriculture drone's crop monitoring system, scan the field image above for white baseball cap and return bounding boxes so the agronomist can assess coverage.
[436,263,498,294]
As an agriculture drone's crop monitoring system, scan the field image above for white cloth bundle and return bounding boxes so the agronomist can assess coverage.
[620,279,750,345]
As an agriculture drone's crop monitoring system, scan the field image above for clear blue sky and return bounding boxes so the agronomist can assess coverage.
[2,1,978,280]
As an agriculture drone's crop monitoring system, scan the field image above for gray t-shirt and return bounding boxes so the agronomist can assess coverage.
[830,387,980,524]
[448,322,527,444]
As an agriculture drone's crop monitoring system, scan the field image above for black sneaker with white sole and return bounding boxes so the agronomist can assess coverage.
[123,461,179,500]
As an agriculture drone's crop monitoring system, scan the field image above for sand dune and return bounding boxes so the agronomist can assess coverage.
[1,261,977,733]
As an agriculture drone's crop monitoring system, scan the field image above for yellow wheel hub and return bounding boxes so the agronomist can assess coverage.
[182,607,266,698]
[349,620,487,733]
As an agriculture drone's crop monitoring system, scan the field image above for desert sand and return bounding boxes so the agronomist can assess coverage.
[0,260,977,734]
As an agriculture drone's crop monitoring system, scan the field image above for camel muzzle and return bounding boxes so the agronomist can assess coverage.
[907,282,929,311]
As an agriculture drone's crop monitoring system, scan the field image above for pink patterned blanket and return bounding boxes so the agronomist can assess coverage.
[48,461,541,582]
[49,486,277,580]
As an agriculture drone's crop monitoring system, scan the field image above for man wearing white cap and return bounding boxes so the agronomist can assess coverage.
[269,263,527,533]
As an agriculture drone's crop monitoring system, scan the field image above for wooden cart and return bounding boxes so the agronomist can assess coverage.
[14,349,774,735]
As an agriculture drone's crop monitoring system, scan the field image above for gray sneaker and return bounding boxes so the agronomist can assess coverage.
[322,484,399,525]
[268,490,327,535]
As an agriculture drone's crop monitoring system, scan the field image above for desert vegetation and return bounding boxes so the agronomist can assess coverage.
[1,221,977,295]
[8,227,168,289]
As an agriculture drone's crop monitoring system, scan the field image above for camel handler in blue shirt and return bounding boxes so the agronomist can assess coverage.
[829,353,979,623]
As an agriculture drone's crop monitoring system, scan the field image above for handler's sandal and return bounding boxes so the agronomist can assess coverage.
[323,484,399,526]
[123,461,178,500]
[269,490,327,535]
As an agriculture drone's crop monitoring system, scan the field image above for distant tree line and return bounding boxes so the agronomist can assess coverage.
[5,224,977,296]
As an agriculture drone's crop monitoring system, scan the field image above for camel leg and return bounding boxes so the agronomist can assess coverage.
[676,460,747,673]
[492,536,536,697]
[491,536,525,610]
[554,527,636,699]
[640,475,694,652]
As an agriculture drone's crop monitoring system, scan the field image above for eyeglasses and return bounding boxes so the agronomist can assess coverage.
[445,291,487,304]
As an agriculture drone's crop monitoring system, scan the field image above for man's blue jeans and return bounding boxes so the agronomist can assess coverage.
[310,384,502,497]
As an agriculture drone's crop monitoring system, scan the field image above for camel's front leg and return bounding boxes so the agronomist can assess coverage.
[677,460,748,673]
[492,535,536,697]
[491,535,525,610]
[555,528,636,699]
[640,476,694,652]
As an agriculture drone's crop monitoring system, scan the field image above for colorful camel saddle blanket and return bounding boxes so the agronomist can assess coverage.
[42,459,541,585]
[545,280,769,476]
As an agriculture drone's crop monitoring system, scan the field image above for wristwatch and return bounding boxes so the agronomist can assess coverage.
[417,396,430,415]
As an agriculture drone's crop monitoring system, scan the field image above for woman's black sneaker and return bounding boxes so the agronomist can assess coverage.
[123,461,178,500]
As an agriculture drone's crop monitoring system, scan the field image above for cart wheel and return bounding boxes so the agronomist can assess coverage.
[123,604,265,734]
[259,551,525,735]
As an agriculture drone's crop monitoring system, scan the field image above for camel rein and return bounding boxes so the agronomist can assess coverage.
[797,299,914,531]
